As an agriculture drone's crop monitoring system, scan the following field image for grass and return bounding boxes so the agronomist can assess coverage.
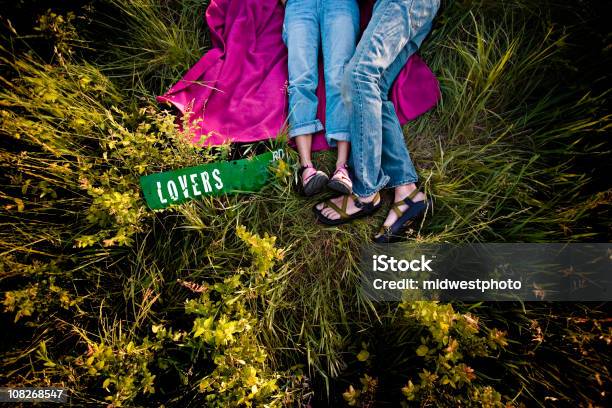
[94,0,210,96]
[0,0,610,406]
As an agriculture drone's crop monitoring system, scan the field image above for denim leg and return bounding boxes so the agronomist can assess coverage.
[343,0,440,196]
[379,43,423,187]
[320,0,359,147]
[283,0,324,138]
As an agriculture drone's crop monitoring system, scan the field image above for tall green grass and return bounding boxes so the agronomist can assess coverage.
[94,0,210,95]
[1,0,610,406]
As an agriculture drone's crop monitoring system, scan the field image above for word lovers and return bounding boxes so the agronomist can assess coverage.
[140,149,285,210]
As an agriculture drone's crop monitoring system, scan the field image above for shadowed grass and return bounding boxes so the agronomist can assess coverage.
[93,0,210,96]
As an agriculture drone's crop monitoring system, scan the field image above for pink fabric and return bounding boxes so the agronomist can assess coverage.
[157,0,440,150]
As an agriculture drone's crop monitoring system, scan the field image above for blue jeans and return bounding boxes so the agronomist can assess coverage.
[343,0,440,196]
[283,0,359,146]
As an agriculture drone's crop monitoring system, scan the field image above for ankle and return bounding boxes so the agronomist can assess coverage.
[395,183,417,200]
[335,161,348,169]
[358,193,377,203]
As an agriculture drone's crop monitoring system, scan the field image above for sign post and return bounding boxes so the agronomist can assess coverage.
[140,149,286,210]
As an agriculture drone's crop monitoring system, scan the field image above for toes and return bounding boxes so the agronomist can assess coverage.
[322,208,338,220]
[321,207,339,220]
[315,202,325,210]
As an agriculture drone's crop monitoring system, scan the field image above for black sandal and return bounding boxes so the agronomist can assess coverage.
[327,164,353,195]
[299,164,329,196]
[374,189,431,243]
[313,192,382,226]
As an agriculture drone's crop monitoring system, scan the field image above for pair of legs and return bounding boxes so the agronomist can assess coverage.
[316,0,440,235]
[283,0,359,193]
[294,136,350,174]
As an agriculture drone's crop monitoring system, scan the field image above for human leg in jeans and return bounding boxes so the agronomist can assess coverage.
[283,0,328,196]
[321,0,359,194]
[315,0,439,235]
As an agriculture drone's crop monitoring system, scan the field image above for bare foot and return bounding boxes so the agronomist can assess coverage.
[315,193,379,221]
[379,184,425,230]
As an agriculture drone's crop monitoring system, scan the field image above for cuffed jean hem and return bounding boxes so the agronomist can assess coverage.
[288,119,324,138]
[325,130,350,147]
[386,177,419,189]
[352,175,390,198]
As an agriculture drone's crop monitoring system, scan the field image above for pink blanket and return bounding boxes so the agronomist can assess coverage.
[157,0,440,150]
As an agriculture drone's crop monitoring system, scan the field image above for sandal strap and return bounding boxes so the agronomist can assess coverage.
[333,169,351,180]
[299,164,315,176]
[391,204,404,218]
[323,196,349,219]
[354,192,380,209]
[316,193,381,223]
[333,164,349,175]
[404,188,420,204]
[299,164,320,184]
[303,171,316,183]
[332,166,352,185]
[392,188,421,207]
[390,189,423,216]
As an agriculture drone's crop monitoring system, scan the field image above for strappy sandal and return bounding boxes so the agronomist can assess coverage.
[374,189,432,243]
[327,163,353,195]
[313,192,382,226]
[299,164,329,196]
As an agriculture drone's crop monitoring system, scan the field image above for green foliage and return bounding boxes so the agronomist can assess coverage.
[340,301,511,407]
[0,47,212,248]
[399,301,506,406]
[6,225,297,407]
[75,337,157,406]
[236,225,285,278]
[130,225,293,407]
[3,278,80,323]
[342,374,378,407]
[1,257,82,322]
[34,9,81,62]
[181,225,288,406]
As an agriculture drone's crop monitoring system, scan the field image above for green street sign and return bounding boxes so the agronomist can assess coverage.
[140,148,286,210]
